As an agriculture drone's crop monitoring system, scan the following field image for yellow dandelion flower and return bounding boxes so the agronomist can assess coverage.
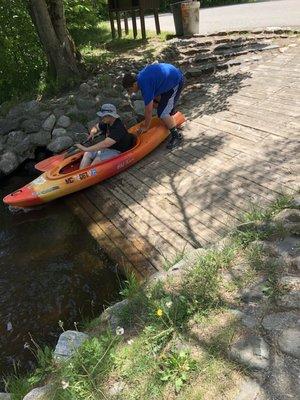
[156,308,163,317]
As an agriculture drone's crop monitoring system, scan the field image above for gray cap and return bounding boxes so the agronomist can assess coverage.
[96,103,120,119]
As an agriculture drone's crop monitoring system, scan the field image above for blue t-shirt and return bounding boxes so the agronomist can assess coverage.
[137,63,183,106]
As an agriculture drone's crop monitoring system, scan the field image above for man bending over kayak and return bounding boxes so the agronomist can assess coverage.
[76,104,135,169]
[122,63,184,150]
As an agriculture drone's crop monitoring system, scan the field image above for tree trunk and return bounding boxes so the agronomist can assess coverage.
[27,0,82,86]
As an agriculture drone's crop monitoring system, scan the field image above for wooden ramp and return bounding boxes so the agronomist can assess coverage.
[67,43,299,279]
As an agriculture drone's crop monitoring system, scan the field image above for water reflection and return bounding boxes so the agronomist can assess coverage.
[0,175,122,383]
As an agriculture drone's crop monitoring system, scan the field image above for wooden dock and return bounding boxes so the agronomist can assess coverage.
[67,42,299,279]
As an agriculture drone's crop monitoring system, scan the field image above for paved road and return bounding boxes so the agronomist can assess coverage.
[122,0,300,35]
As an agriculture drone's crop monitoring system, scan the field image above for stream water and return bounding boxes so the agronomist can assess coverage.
[0,173,122,385]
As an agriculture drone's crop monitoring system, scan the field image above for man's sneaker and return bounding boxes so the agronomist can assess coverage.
[166,133,183,150]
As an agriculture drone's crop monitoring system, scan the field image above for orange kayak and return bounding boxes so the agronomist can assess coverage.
[3,112,185,208]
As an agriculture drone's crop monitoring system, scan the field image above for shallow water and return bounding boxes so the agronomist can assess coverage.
[0,175,122,383]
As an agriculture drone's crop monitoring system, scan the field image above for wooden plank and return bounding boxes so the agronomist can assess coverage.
[75,193,156,278]
[67,196,138,277]
[154,8,161,35]
[116,172,222,244]
[85,188,164,271]
[139,7,146,40]
[116,11,122,38]
[106,180,191,257]
[132,9,137,39]
[109,11,116,39]
[127,168,236,230]
[194,114,268,142]
[123,12,129,35]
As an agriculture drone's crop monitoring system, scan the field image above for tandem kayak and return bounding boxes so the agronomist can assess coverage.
[3,112,185,208]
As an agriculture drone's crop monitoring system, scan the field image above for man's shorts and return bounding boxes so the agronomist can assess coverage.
[157,78,184,118]
[86,148,120,161]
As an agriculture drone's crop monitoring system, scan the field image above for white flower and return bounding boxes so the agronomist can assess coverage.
[116,326,124,336]
[61,380,69,390]
[166,301,173,309]
[127,339,134,345]
[24,342,30,349]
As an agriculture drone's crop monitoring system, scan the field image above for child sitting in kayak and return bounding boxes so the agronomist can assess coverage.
[76,104,135,169]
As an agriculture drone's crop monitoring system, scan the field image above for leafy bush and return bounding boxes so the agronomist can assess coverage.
[0,0,46,104]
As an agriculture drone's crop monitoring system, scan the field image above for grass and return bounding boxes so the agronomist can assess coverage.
[6,193,297,399]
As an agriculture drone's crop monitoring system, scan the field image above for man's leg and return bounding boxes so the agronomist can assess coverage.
[158,81,184,150]
[80,151,97,169]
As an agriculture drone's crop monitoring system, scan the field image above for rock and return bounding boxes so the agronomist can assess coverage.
[42,114,56,131]
[262,311,300,332]
[100,299,129,331]
[271,237,300,271]
[0,151,19,175]
[54,330,89,361]
[120,112,138,128]
[23,384,52,400]
[241,279,268,303]
[278,328,300,358]
[101,98,122,108]
[22,100,40,115]
[13,137,34,158]
[39,111,51,120]
[0,118,22,135]
[47,136,73,153]
[52,128,68,138]
[75,97,96,111]
[273,209,300,234]
[57,115,71,128]
[0,394,11,400]
[29,131,51,147]
[274,209,300,223]
[74,132,88,143]
[52,107,65,118]
[79,82,90,95]
[279,276,300,289]
[229,334,270,370]
[277,276,300,309]
[235,378,266,400]
[119,100,133,113]
[276,277,300,309]
[21,119,41,133]
[292,195,300,208]
[6,130,26,146]
[133,100,145,116]
[7,100,40,118]
[108,381,126,396]
[68,122,87,134]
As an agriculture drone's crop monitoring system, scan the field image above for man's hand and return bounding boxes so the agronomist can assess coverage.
[137,124,149,135]
[88,126,98,139]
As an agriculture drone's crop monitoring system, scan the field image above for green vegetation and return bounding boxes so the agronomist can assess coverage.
[5,193,295,399]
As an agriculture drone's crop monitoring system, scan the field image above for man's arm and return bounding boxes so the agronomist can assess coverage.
[138,101,153,133]
[76,137,116,152]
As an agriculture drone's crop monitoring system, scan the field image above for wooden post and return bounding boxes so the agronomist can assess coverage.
[124,12,129,35]
[139,8,146,40]
[132,9,137,39]
[116,11,122,38]
[109,11,116,39]
[154,8,161,35]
